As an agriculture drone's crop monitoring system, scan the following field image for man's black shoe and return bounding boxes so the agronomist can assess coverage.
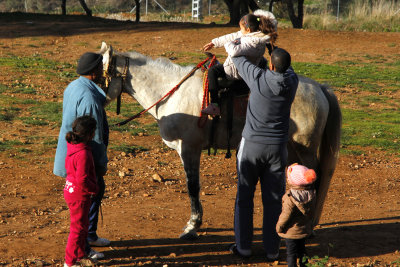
[229,243,251,259]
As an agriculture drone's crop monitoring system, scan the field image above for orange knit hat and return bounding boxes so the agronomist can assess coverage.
[287,163,317,186]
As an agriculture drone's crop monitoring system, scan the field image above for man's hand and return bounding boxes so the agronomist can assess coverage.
[233,38,241,45]
[202,42,214,51]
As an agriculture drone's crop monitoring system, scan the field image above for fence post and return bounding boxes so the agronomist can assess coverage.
[336,0,340,21]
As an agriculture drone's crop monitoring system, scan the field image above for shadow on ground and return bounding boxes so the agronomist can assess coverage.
[0,12,230,39]
[97,219,400,265]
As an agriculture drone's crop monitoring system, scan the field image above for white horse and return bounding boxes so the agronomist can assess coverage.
[99,42,341,239]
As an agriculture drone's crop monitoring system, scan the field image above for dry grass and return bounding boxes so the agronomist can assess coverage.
[304,0,400,32]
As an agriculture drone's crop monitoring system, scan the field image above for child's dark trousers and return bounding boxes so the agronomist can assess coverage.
[285,238,307,267]
[207,63,226,103]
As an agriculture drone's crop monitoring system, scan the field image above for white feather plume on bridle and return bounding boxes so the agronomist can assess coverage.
[253,9,278,31]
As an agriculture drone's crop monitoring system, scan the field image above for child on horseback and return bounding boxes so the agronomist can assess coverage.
[63,115,99,267]
[201,10,278,116]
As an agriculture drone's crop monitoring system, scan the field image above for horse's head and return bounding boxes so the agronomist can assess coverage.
[99,42,129,106]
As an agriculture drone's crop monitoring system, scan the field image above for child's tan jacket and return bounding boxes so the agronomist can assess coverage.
[276,186,317,239]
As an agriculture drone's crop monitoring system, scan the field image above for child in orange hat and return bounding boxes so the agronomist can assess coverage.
[276,163,317,267]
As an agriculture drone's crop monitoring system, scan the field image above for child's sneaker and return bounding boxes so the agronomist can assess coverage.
[88,249,104,261]
[201,103,220,116]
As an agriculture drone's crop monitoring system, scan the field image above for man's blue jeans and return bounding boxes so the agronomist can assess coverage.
[85,174,105,253]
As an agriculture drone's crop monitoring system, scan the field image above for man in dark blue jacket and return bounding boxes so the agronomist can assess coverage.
[229,48,299,260]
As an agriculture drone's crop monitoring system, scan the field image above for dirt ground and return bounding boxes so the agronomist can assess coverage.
[0,14,400,266]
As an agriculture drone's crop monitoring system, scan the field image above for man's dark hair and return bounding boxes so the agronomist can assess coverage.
[270,48,291,73]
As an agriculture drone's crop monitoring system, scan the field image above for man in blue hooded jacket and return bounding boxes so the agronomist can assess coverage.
[229,48,299,260]
[54,52,110,261]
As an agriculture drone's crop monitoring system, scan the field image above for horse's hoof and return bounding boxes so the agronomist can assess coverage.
[179,230,198,240]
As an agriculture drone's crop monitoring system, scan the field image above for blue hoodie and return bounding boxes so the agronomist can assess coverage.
[53,76,109,178]
[232,56,299,145]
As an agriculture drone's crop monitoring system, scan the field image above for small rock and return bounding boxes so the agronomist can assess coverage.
[143,193,150,197]
[119,171,126,177]
[35,260,44,267]
[169,253,176,258]
[152,173,164,183]
[56,230,63,234]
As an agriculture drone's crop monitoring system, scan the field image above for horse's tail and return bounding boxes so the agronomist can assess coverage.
[313,84,342,226]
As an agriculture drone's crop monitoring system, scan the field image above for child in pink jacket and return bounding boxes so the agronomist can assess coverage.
[64,115,98,267]
[276,163,317,267]
[202,10,278,116]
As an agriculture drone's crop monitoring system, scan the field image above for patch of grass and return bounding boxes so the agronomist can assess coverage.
[107,102,159,136]
[42,137,58,146]
[18,148,32,153]
[293,59,400,92]
[110,144,148,154]
[341,108,400,154]
[339,148,364,156]
[304,255,330,267]
[75,41,89,47]
[109,120,159,136]
[0,106,20,122]
[9,81,36,94]
[0,54,77,82]
[0,140,23,152]
[22,101,62,126]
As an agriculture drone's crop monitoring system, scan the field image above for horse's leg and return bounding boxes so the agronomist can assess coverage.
[287,140,319,170]
[61,0,66,15]
[178,143,203,240]
[78,0,92,16]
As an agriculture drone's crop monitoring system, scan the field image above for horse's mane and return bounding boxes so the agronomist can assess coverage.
[121,51,195,77]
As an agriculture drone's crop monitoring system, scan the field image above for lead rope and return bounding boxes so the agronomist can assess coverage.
[115,56,214,127]
[198,54,217,128]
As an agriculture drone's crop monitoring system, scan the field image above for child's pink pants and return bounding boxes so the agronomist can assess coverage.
[64,192,91,266]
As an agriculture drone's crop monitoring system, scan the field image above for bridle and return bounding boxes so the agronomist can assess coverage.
[101,51,215,127]
[102,54,130,115]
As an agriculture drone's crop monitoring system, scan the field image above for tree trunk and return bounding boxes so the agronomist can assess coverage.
[248,0,259,11]
[135,0,140,23]
[285,0,304,28]
[223,0,259,25]
[61,0,66,15]
[269,0,281,12]
[78,0,92,17]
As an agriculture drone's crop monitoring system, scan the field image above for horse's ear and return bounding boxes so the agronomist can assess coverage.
[100,42,113,67]
[99,41,108,54]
